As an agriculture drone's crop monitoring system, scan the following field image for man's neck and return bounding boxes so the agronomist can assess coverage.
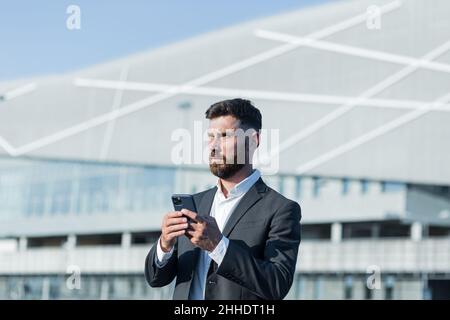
[219,165,254,198]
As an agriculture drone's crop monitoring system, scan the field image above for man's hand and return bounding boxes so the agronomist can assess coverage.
[182,209,223,252]
[160,211,189,252]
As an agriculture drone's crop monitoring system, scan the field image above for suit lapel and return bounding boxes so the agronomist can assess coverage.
[188,178,267,254]
[184,179,267,298]
[190,186,217,266]
[222,177,267,237]
[198,186,217,218]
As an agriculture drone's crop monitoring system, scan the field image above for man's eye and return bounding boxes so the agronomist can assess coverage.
[208,132,233,139]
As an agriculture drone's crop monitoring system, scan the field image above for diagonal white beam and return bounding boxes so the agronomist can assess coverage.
[0,83,37,154]
[74,78,171,93]
[7,0,402,157]
[0,83,37,102]
[99,64,129,160]
[74,78,450,112]
[0,136,15,155]
[255,29,450,74]
[295,91,450,174]
[263,40,450,164]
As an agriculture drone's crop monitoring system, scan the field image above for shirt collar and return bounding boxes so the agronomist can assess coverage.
[216,169,261,199]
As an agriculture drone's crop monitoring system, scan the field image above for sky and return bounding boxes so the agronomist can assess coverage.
[0,0,332,81]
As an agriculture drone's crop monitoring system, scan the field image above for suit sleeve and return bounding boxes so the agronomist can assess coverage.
[216,200,301,300]
[144,237,178,287]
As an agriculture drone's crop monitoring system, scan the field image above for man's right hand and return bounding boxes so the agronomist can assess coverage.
[160,211,189,252]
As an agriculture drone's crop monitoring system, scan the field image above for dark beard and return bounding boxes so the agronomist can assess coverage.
[209,162,245,179]
[209,139,249,179]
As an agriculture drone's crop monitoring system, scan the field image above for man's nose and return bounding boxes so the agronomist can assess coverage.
[210,146,224,159]
[209,137,221,152]
[209,144,220,155]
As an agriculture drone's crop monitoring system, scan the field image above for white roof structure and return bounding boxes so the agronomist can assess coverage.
[1,0,450,185]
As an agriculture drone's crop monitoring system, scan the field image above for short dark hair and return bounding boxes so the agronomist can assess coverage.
[205,98,262,131]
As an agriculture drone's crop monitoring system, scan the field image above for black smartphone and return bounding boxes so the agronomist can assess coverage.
[171,194,198,223]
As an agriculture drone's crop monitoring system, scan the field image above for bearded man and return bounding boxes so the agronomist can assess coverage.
[145,98,301,300]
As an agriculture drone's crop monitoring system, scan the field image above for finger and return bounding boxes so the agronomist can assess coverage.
[196,215,205,223]
[185,230,196,237]
[190,235,204,245]
[166,223,188,233]
[166,211,183,219]
[165,217,188,227]
[166,229,186,240]
[187,220,203,229]
[181,209,198,221]
[185,224,196,233]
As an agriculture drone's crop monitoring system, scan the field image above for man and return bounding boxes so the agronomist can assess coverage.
[145,98,301,300]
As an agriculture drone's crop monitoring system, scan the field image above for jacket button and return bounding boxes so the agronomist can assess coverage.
[208,280,216,285]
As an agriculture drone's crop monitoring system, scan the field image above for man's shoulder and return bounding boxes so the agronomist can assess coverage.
[265,187,300,205]
[262,182,301,213]
[190,178,301,212]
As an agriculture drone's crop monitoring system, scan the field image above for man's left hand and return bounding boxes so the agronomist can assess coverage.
[181,209,223,252]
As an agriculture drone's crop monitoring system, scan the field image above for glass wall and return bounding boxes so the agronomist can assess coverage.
[0,273,429,300]
[0,157,176,222]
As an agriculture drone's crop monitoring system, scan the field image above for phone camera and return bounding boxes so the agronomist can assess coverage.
[173,197,182,206]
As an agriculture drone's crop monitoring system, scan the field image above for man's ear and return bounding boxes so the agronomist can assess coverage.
[255,131,260,148]
[247,131,259,155]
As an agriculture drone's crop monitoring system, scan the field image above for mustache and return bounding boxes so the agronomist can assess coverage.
[210,150,223,158]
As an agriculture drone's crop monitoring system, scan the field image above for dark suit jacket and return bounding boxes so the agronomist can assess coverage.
[144,177,301,300]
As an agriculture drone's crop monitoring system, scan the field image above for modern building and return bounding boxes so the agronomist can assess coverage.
[1,0,450,299]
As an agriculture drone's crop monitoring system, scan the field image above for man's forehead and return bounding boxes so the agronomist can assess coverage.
[208,115,241,131]
[207,127,238,133]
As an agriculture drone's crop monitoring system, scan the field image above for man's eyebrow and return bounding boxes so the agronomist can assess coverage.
[207,129,237,134]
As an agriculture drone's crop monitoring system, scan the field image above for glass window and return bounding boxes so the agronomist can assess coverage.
[384,276,395,300]
[381,181,405,193]
[313,177,324,198]
[344,276,353,299]
[295,176,302,199]
[342,178,350,196]
[364,285,373,300]
[361,179,369,194]
[278,176,285,195]
[51,180,72,215]
[27,183,46,216]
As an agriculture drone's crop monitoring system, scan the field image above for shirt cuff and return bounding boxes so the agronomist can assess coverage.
[155,237,174,267]
[208,236,229,267]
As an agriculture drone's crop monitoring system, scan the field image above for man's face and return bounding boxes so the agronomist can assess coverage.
[207,115,258,179]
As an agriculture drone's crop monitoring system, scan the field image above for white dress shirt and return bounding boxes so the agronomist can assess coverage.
[155,169,261,300]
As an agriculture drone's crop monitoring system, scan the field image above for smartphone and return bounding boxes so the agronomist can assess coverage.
[171,194,198,223]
